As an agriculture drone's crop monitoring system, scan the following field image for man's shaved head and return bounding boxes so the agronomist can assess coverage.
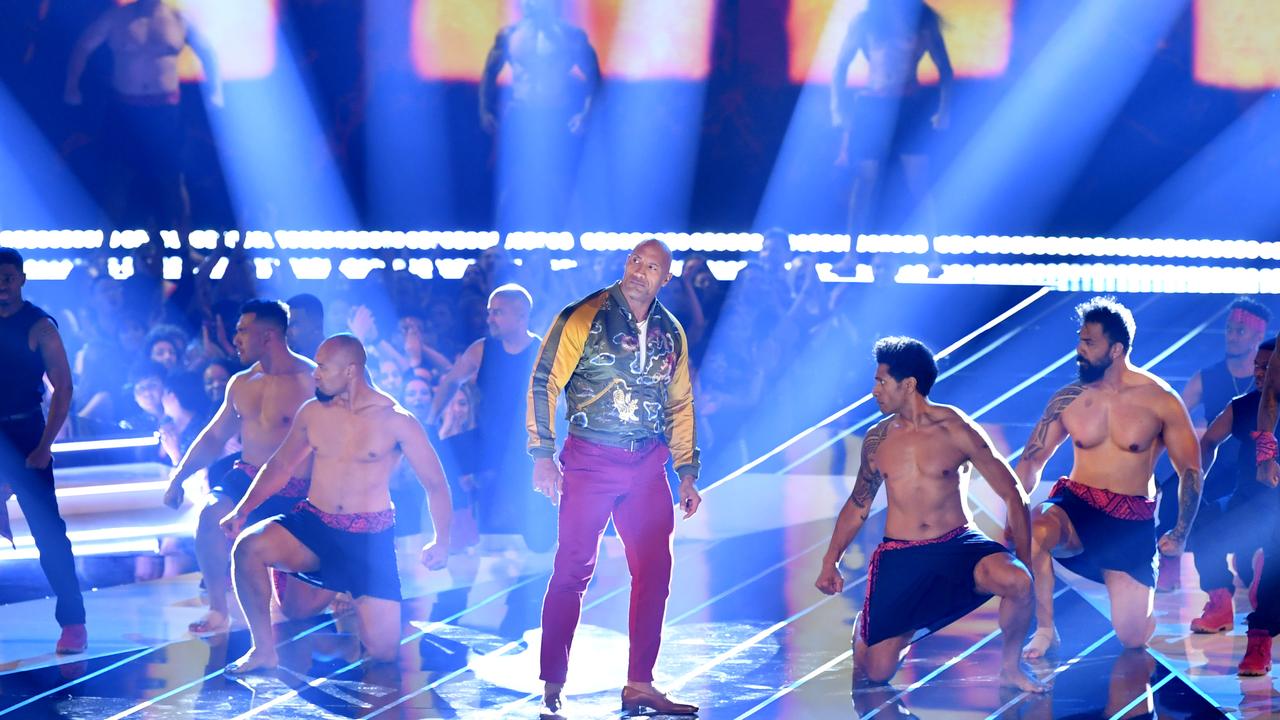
[620,238,674,310]
[319,334,367,368]
[313,334,368,402]
[633,239,673,274]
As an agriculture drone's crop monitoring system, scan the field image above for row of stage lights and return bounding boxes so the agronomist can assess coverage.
[5,230,1280,292]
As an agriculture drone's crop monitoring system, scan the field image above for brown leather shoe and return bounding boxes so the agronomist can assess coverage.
[540,688,567,719]
[621,686,698,715]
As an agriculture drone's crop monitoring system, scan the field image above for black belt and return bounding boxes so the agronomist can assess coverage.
[576,434,662,453]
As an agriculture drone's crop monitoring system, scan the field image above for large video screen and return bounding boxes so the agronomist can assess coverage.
[117,0,277,82]
[1194,0,1280,89]
[788,0,1013,85]
[410,0,715,81]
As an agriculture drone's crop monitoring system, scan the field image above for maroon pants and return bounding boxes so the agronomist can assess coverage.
[539,435,676,684]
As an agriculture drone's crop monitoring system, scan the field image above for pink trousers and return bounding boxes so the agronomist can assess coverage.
[539,435,676,683]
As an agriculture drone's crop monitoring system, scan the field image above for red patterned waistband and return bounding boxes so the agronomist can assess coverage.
[234,460,310,498]
[295,500,395,534]
[877,524,970,552]
[1049,477,1154,521]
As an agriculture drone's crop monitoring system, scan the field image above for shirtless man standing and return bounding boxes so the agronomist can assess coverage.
[219,335,452,671]
[831,0,950,267]
[64,0,223,232]
[164,300,327,634]
[1019,297,1202,658]
[815,337,1045,692]
[480,0,601,230]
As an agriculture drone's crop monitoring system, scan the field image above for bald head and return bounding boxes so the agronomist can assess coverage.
[620,239,674,310]
[319,333,367,368]
[313,333,369,401]
[633,239,673,274]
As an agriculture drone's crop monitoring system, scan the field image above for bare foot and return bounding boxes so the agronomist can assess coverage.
[1001,662,1050,693]
[331,593,356,617]
[1023,628,1059,659]
[226,648,278,675]
[188,610,230,636]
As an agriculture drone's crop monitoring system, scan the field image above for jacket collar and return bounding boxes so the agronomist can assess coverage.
[606,281,660,324]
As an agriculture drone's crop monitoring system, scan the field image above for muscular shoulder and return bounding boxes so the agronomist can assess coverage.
[1043,383,1086,414]
[863,417,893,450]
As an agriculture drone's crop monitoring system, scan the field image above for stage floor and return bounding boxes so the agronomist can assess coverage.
[0,506,1262,719]
[0,289,1272,719]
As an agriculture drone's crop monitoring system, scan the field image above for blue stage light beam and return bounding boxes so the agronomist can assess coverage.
[0,88,99,230]
[1116,92,1280,241]
[929,0,1189,234]
[195,13,357,231]
[364,0,456,231]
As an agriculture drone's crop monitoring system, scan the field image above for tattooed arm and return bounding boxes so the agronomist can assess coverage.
[1013,384,1083,495]
[1158,389,1202,556]
[816,420,890,595]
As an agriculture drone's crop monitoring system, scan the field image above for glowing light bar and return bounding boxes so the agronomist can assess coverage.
[0,230,102,250]
[107,257,134,280]
[550,258,580,272]
[243,230,275,250]
[579,232,762,253]
[22,260,74,281]
[56,480,170,499]
[337,257,386,280]
[706,260,748,281]
[927,263,1271,294]
[208,256,229,280]
[272,230,498,251]
[407,258,434,279]
[160,230,181,250]
[504,232,576,252]
[109,230,149,250]
[435,258,475,280]
[188,229,220,250]
[932,234,1275,260]
[52,434,159,453]
[162,256,183,281]
[855,234,929,255]
[288,257,333,280]
[0,538,159,562]
[789,233,851,254]
[253,257,279,279]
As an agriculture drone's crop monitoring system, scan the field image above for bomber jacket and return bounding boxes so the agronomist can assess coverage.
[526,282,700,479]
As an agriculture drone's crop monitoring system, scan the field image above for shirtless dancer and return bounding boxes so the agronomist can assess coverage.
[220,334,452,671]
[480,0,600,230]
[1019,298,1202,658]
[65,0,222,233]
[816,337,1045,692]
[831,0,951,267]
[164,300,328,634]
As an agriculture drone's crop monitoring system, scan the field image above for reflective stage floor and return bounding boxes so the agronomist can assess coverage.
[1,289,1274,718]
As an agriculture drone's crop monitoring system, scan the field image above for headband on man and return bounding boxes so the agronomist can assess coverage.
[1230,308,1268,334]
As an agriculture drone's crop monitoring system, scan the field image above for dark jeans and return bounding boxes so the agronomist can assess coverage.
[1,415,85,626]
[1249,518,1280,635]
[1193,491,1275,592]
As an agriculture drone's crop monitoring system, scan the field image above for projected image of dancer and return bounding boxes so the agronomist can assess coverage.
[831,0,951,266]
[815,337,1046,692]
[1017,297,1202,658]
[65,0,223,235]
[219,335,453,672]
[528,239,701,717]
[481,0,601,231]
[0,248,87,655]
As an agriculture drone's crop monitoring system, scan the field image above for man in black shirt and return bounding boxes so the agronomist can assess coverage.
[0,247,86,653]
[1189,340,1277,637]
